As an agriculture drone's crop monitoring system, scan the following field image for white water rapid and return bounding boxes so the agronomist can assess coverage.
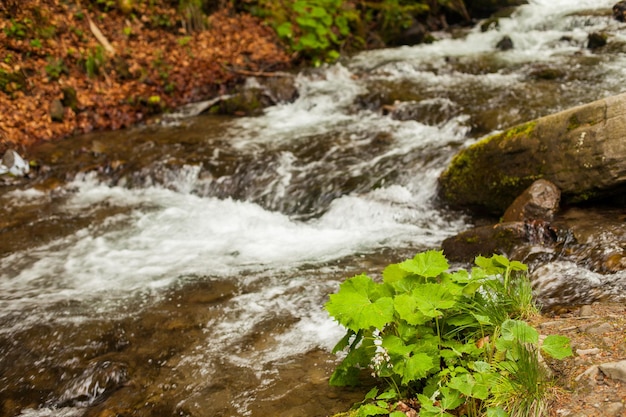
[1,1,625,416]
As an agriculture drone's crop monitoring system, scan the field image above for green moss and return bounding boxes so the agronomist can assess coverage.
[567,114,580,131]
[502,120,537,141]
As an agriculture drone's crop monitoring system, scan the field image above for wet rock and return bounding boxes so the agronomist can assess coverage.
[598,360,626,382]
[587,32,608,49]
[212,75,298,116]
[613,1,626,22]
[480,17,499,32]
[61,86,79,111]
[56,360,128,407]
[465,0,527,19]
[496,35,514,50]
[1,149,30,176]
[502,179,560,222]
[439,92,626,214]
[529,66,565,80]
[49,98,65,122]
[441,220,558,262]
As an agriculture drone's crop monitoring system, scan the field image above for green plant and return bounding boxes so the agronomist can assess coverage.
[84,46,107,78]
[29,39,42,48]
[325,251,572,416]
[45,57,68,80]
[179,0,205,33]
[4,19,29,39]
[256,0,360,65]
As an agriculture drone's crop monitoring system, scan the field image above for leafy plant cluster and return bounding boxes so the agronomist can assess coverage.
[326,251,572,416]
[248,0,469,65]
[252,0,358,66]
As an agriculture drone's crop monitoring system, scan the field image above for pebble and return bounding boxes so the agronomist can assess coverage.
[579,322,614,335]
[578,305,593,317]
[603,402,624,416]
[576,347,600,356]
[575,365,599,383]
[598,360,626,383]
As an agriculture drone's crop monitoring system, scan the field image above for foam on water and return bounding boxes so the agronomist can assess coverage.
[0,170,463,323]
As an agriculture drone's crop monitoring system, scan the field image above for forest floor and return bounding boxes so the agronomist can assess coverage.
[533,303,625,417]
[0,0,292,153]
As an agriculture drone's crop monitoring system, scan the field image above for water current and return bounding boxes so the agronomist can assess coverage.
[1,1,626,416]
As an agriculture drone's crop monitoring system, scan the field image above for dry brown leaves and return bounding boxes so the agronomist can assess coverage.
[0,0,291,152]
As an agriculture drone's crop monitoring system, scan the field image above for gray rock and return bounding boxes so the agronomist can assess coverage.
[580,322,615,335]
[598,360,626,382]
[502,179,560,222]
[578,305,594,317]
[604,402,624,416]
[439,92,626,214]
[587,32,608,49]
[1,149,29,176]
[496,35,514,50]
[614,1,626,22]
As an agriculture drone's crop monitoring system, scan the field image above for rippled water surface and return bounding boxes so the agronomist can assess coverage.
[1,1,625,416]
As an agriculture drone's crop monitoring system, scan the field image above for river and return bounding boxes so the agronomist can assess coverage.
[1,1,625,416]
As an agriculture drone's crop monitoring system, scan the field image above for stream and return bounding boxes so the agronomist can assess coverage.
[1,1,626,416]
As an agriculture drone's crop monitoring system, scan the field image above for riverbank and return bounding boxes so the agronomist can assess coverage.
[0,0,292,153]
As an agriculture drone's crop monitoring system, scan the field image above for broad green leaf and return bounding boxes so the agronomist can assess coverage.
[389,412,406,417]
[402,352,434,384]
[393,274,424,293]
[492,254,510,268]
[412,283,457,318]
[393,293,429,325]
[471,360,491,373]
[364,387,379,400]
[377,389,398,400]
[472,372,494,400]
[276,22,293,38]
[356,403,389,416]
[541,334,573,359]
[510,260,527,271]
[474,256,504,275]
[326,274,394,332]
[500,319,538,344]
[382,334,414,357]
[382,262,409,284]
[310,6,328,17]
[448,373,474,397]
[440,386,464,410]
[399,250,448,278]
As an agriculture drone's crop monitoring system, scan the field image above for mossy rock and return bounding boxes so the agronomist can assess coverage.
[439,92,626,214]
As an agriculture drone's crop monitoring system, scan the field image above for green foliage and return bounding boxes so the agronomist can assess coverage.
[45,57,68,81]
[84,46,107,78]
[326,251,572,416]
[4,19,30,39]
[253,0,360,66]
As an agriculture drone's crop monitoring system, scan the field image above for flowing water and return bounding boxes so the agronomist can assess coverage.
[1,1,626,416]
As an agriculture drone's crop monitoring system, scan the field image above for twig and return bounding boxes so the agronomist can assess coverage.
[226,67,293,78]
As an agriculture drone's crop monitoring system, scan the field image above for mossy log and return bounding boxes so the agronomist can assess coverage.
[438,92,626,214]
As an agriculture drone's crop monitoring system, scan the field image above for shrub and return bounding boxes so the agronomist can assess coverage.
[325,251,572,416]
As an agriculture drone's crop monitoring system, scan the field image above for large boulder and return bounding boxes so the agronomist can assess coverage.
[464,0,527,19]
[439,92,626,214]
